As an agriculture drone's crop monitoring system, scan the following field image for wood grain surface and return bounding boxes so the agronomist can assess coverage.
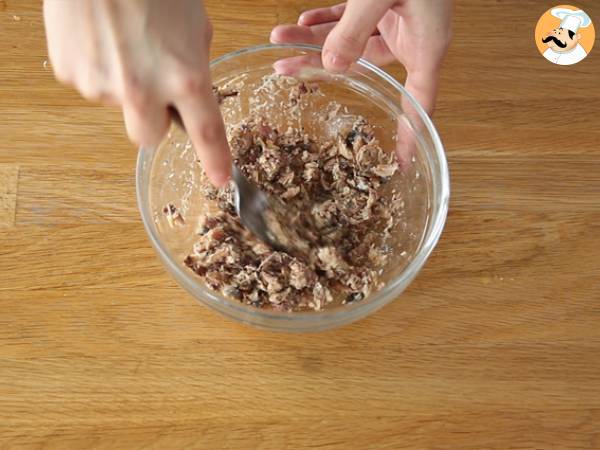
[1,1,600,449]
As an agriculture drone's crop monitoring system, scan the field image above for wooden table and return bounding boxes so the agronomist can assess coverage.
[2,1,599,448]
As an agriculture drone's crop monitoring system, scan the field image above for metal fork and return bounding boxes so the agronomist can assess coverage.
[231,166,284,250]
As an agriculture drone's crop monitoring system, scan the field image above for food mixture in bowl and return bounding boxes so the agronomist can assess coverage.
[158,75,421,312]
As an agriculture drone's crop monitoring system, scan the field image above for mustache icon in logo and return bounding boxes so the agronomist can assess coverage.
[542,34,568,48]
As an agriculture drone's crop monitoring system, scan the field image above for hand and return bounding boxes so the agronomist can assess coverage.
[43,0,231,186]
[270,0,452,115]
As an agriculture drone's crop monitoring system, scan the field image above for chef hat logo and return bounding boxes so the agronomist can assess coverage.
[552,7,592,33]
[534,4,595,66]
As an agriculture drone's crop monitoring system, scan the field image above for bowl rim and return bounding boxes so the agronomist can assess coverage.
[136,43,450,329]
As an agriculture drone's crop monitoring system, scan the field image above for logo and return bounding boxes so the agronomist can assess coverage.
[535,5,594,65]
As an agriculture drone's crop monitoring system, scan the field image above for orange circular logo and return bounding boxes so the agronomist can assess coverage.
[535,4,595,65]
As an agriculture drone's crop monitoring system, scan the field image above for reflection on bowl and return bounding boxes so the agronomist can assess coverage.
[136,44,449,332]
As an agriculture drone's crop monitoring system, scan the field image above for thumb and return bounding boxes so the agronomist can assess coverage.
[322,0,394,73]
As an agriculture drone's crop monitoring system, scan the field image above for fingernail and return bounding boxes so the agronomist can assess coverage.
[273,60,293,76]
[324,51,350,73]
[272,60,284,74]
[270,29,281,44]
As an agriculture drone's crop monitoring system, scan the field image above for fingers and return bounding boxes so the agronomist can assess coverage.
[363,36,397,67]
[271,24,394,67]
[122,101,170,148]
[298,3,346,26]
[273,54,324,77]
[397,68,440,166]
[395,115,417,167]
[43,1,71,83]
[271,22,336,46]
[404,68,440,116]
[43,0,232,188]
[322,0,394,72]
[176,85,231,187]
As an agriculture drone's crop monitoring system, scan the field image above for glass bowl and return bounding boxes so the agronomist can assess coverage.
[136,44,449,332]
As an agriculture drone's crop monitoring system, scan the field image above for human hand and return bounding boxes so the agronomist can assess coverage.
[270,0,452,115]
[43,0,230,186]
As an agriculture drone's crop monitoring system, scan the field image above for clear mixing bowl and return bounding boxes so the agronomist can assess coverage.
[136,44,449,332]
